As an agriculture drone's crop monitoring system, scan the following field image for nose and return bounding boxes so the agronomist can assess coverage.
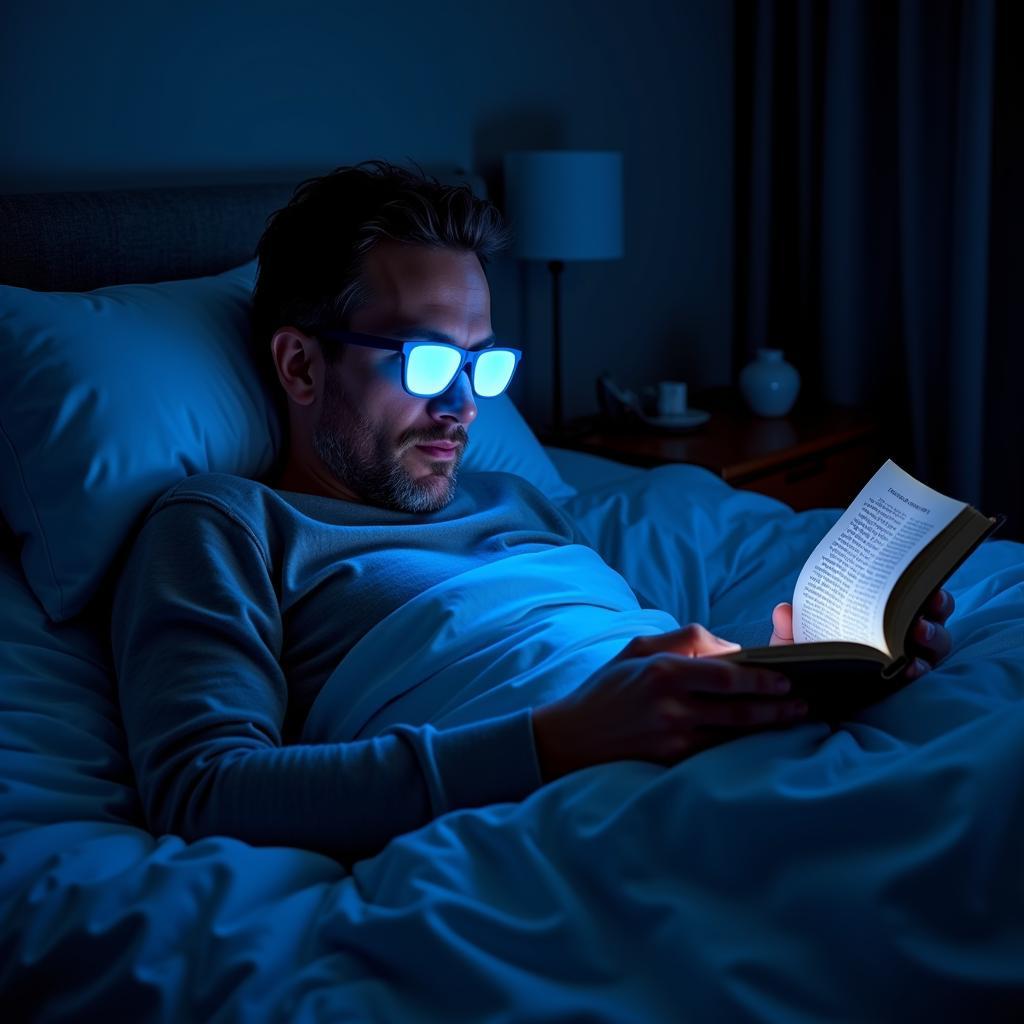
[428,364,477,427]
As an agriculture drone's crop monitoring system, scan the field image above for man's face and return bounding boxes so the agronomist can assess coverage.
[310,241,492,514]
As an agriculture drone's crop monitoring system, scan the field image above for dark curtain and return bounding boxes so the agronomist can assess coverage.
[734,0,1023,540]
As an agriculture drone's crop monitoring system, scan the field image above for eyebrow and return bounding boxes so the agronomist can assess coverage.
[389,326,497,350]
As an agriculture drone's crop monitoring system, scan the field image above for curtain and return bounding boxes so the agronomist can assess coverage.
[734,0,1022,539]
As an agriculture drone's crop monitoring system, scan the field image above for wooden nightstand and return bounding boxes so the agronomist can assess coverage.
[541,387,883,512]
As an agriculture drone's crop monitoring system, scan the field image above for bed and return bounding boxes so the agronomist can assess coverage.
[1,180,1023,1023]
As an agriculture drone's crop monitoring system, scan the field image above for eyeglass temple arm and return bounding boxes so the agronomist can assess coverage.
[314,329,402,352]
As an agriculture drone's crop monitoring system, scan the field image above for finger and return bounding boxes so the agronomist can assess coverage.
[687,695,809,729]
[770,602,794,644]
[664,659,792,697]
[926,588,955,624]
[696,634,742,654]
[622,625,740,661]
[906,617,953,667]
[903,657,931,682]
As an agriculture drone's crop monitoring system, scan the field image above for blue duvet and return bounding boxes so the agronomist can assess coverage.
[2,464,1023,1021]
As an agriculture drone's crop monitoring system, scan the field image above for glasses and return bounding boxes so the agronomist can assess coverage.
[314,329,523,399]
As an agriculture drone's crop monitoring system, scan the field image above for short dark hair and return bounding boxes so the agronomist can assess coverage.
[250,159,512,391]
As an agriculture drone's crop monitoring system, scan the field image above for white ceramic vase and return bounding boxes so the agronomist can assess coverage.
[738,348,801,417]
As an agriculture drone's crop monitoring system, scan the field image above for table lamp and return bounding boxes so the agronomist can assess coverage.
[503,150,624,434]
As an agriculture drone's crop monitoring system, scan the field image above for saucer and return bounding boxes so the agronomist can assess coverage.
[640,409,710,431]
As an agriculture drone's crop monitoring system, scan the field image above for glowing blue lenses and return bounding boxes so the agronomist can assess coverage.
[472,349,516,397]
[406,345,463,396]
[404,344,517,398]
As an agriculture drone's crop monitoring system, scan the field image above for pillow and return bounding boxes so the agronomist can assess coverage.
[0,260,281,621]
[461,394,577,504]
[0,259,575,622]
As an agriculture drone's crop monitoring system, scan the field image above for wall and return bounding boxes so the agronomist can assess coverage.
[1,0,734,429]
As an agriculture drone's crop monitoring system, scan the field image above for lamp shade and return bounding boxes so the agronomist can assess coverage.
[503,150,623,261]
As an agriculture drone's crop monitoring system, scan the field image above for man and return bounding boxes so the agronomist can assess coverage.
[111,161,953,864]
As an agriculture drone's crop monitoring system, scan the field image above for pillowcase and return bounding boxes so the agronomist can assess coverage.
[0,260,281,622]
[461,394,577,505]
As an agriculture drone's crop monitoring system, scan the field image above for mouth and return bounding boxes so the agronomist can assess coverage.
[414,442,460,461]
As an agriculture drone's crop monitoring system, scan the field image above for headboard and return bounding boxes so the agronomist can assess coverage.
[0,183,296,291]
[0,166,485,291]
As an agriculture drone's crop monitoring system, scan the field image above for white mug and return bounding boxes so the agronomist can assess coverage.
[658,380,688,417]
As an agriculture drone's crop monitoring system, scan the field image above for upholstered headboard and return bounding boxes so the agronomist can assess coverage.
[0,183,296,291]
[0,166,486,291]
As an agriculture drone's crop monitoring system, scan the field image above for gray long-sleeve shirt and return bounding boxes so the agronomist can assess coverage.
[111,470,590,865]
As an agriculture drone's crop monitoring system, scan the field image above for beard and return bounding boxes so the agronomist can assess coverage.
[312,367,466,514]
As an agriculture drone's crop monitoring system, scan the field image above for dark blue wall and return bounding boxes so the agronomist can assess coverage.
[0,0,735,428]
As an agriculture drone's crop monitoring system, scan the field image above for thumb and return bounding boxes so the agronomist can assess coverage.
[771,602,794,643]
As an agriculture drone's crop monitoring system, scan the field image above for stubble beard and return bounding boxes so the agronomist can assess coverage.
[312,369,461,514]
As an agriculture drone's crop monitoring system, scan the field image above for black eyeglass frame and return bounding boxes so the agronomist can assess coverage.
[314,328,523,399]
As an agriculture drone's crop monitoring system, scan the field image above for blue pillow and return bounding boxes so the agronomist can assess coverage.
[0,261,282,621]
[0,260,576,622]
[460,394,577,504]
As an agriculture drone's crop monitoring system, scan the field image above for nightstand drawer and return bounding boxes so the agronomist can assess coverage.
[729,441,879,511]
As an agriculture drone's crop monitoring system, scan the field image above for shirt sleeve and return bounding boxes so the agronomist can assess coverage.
[111,494,544,866]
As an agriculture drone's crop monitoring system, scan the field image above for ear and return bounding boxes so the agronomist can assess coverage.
[270,327,323,407]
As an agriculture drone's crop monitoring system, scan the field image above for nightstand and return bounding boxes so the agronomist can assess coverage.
[542,387,883,511]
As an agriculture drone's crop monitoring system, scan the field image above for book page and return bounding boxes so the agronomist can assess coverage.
[792,460,966,654]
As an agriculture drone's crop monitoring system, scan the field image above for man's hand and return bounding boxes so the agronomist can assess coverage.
[531,624,809,782]
[769,587,956,681]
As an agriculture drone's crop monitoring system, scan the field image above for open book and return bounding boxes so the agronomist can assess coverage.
[719,459,1005,717]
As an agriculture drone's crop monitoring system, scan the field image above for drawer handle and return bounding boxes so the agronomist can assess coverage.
[785,458,826,484]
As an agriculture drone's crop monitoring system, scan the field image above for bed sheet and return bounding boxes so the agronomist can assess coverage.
[2,464,1023,1022]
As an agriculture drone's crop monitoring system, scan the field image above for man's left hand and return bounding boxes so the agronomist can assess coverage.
[768,587,955,681]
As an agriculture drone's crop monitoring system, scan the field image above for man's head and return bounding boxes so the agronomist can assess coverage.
[251,160,513,513]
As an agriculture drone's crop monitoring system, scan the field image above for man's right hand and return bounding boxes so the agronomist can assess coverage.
[531,624,810,782]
